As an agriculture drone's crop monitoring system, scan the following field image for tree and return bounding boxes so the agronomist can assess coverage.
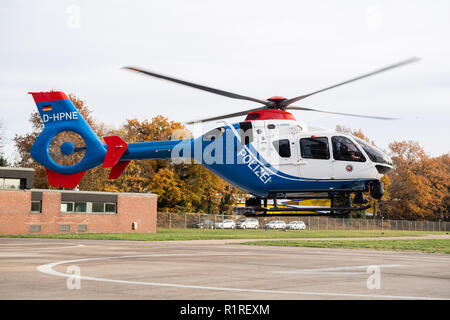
[384,141,449,220]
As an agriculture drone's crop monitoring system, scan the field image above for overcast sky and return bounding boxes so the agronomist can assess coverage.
[1,0,449,162]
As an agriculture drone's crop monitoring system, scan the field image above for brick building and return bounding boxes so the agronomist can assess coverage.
[0,167,157,235]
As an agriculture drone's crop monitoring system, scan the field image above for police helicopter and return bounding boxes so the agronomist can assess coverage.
[28,57,419,215]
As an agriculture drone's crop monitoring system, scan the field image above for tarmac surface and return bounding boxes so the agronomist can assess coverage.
[0,237,449,300]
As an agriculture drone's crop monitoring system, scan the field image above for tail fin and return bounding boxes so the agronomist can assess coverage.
[29,91,107,188]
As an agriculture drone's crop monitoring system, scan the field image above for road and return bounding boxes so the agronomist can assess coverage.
[0,237,449,300]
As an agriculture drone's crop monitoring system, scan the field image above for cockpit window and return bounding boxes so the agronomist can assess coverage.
[332,136,366,162]
[354,137,392,165]
[273,139,291,158]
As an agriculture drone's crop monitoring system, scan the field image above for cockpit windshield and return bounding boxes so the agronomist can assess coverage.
[354,137,392,165]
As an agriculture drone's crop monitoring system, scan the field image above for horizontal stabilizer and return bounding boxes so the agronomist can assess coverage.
[108,160,131,179]
[103,136,128,168]
[45,168,86,188]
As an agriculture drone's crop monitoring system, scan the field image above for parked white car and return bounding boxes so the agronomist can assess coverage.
[264,220,286,230]
[214,219,236,229]
[236,218,259,229]
[286,221,307,230]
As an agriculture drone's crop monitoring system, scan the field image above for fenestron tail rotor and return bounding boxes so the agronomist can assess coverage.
[48,131,86,167]
[123,57,420,123]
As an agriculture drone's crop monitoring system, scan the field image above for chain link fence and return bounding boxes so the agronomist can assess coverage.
[157,212,450,232]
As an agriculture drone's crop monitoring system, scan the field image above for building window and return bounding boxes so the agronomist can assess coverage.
[29,225,41,233]
[92,202,104,213]
[61,201,116,214]
[300,137,330,160]
[0,178,21,190]
[74,202,87,212]
[104,203,116,213]
[60,225,70,232]
[31,201,41,213]
[272,139,291,158]
[61,202,74,212]
[77,224,87,232]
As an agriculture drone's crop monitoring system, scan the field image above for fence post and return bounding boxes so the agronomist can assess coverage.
[308,216,311,230]
[169,212,172,229]
[184,213,187,229]
[317,217,320,230]
[343,218,345,231]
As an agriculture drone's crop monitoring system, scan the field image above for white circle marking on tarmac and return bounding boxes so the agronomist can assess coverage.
[36,253,448,300]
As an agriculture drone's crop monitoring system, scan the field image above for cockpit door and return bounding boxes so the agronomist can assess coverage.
[330,135,369,179]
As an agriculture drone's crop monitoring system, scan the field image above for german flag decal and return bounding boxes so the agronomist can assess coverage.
[42,105,52,112]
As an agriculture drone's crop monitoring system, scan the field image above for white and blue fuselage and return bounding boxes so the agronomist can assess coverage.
[119,119,392,197]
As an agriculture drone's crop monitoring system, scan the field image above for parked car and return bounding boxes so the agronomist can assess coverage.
[214,219,236,229]
[196,219,215,229]
[286,221,307,230]
[264,220,286,230]
[236,218,259,229]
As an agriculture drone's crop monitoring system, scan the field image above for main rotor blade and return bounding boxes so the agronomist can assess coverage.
[123,66,271,107]
[185,107,267,125]
[287,105,399,120]
[281,57,420,107]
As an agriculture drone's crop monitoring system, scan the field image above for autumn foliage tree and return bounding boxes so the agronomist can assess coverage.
[384,141,450,220]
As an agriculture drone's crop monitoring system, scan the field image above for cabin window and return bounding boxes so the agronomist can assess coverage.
[239,122,253,145]
[203,127,225,141]
[332,136,366,162]
[300,137,330,159]
[273,139,291,158]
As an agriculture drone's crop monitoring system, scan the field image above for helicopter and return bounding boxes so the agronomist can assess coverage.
[28,57,419,215]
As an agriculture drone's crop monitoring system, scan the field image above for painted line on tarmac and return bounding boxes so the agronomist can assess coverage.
[272,264,404,275]
[36,253,447,300]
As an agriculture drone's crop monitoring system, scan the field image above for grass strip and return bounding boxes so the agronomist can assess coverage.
[239,239,450,254]
[0,229,445,241]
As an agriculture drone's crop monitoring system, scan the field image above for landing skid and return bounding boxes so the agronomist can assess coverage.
[243,204,371,217]
[242,189,371,216]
